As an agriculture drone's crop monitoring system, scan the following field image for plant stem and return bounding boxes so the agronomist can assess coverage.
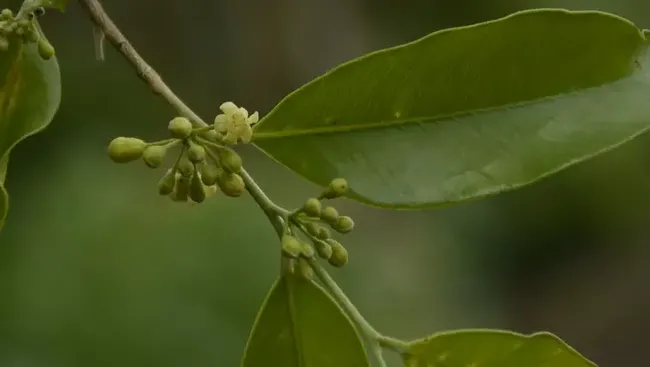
[77,0,408,363]
[77,0,288,230]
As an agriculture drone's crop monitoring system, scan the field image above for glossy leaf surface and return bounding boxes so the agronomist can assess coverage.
[0,37,61,230]
[403,330,596,367]
[254,9,650,209]
[241,274,369,367]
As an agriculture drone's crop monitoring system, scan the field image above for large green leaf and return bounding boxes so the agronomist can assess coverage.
[241,274,369,367]
[253,9,650,209]
[402,330,596,367]
[0,36,61,230]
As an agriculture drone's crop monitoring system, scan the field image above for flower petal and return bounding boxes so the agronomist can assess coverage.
[248,111,259,125]
[214,114,231,132]
[238,107,249,119]
[239,124,253,143]
[223,131,238,145]
[220,101,238,114]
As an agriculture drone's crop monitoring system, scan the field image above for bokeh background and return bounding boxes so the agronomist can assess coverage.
[1,0,650,366]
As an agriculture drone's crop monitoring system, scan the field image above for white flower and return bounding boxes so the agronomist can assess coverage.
[214,101,259,144]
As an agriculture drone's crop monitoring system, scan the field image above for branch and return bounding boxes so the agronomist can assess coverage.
[77,0,288,235]
[77,1,407,365]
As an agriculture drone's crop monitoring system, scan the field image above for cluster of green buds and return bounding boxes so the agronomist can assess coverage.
[107,102,259,203]
[0,7,54,60]
[281,178,354,279]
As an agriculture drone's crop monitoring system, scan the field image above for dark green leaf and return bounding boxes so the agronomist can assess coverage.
[403,330,596,367]
[241,274,369,367]
[0,37,61,230]
[253,9,650,209]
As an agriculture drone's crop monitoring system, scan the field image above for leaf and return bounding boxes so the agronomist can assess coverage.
[241,274,369,367]
[402,329,596,367]
[0,37,61,230]
[253,9,650,209]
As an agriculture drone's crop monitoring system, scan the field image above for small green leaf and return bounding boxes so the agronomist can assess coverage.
[0,36,61,230]
[403,329,596,367]
[253,9,650,209]
[241,274,369,367]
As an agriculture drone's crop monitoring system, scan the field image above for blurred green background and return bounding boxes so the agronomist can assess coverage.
[1,0,650,366]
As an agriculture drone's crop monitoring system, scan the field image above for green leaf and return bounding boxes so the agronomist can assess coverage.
[241,274,369,367]
[253,9,650,209]
[402,330,596,367]
[0,37,61,230]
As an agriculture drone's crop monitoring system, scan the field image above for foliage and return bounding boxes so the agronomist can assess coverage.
[1,1,646,366]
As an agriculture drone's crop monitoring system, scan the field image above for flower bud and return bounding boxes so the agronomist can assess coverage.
[219,149,242,173]
[301,242,315,258]
[281,235,302,258]
[333,216,354,234]
[201,129,220,142]
[37,38,54,60]
[302,198,321,217]
[297,258,313,281]
[0,9,13,20]
[217,171,245,197]
[142,145,167,168]
[315,240,333,260]
[187,143,206,163]
[189,172,206,203]
[200,164,220,186]
[157,170,176,195]
[177,156,194,177]
[170,175,189,202]
[107,137,146,163]
[322,178,349,199]
[168,117,192,139]
[320,206,339,224]
[317,227,331,240]
[327,240,348,268]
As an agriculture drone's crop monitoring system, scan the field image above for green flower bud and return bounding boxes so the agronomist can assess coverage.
[322,178,349,199]
[177,156,195,177]
[14,27,23,36]
[168,117,192,139]
[17,19,29,29]
[37,38,54,60]
[301,242,315,258]
[200,164,220,186]
[333,216,354,234]
[217,171,245,197]
[315,240,333,260]
[302,198,321,217]
[142,145,167,168]
[157,170,176,196]
[189,172,206,203]
[0,9,13,20]
[187,143,206,163]
[327,240,348,268]
[107,137,146,163]
[281,235,302,258]
[304,222,319,237]
[201,129,220,142]
[219,149,242,173]
[297,258,314,280]
[317,226,331,240]
[170,175,190,202]
[320,206,339,224]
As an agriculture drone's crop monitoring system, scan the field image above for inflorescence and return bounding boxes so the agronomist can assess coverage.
[0,7,55,59]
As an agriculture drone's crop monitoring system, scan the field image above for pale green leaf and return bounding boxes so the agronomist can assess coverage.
[241,274,369,367]
[0,36,61,230]
[253,9,650,209]
[23,0,69,12]
[403,329,596,367]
